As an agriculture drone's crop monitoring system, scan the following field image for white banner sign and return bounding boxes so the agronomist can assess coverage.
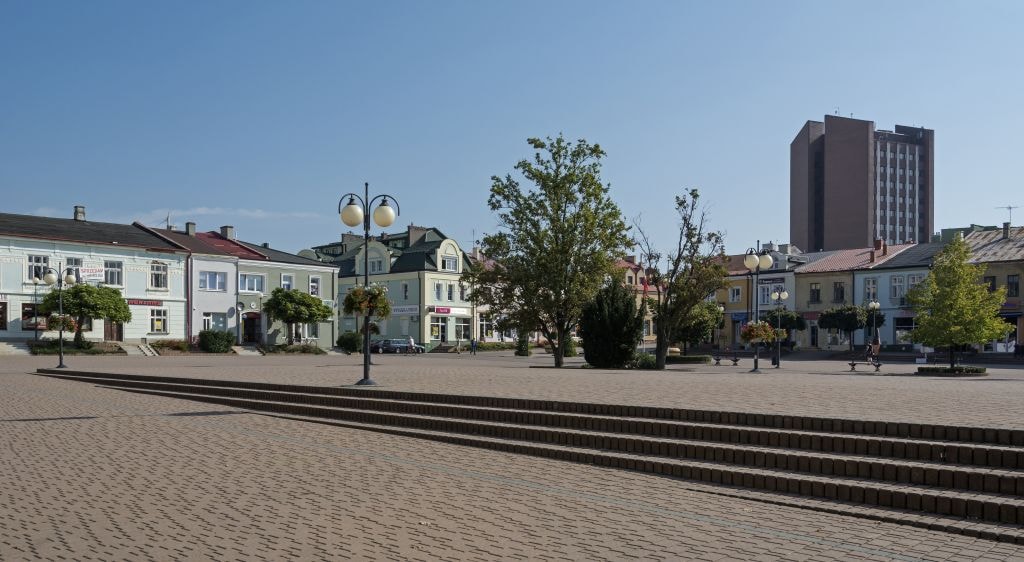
[79,267,105,282]
[391,305,420,315]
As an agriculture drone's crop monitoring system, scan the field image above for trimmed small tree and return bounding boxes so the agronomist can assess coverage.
[264,288,333,345]
[673,300,724,355]
[40,284,131,346]
[907,235,1012,368]
[579,281,644,368]
[817,305,866,353]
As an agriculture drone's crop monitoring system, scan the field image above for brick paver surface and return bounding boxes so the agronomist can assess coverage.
[8,352,1024,428]
[3,370,1024,560]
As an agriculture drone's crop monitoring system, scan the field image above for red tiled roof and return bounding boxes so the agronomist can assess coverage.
[795,244,914,273]
[195,232,268,260]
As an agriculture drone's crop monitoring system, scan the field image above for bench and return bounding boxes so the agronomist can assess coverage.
[848,359,882,372]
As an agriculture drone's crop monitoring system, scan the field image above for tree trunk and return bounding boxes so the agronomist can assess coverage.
[950,343,956,369]
[287,322,294,345]
[74,315,85,347]
[655,327,669,370]
[553,327,564,368]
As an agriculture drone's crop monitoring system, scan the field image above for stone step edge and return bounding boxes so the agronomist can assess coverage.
[100,384,1024,525]
[58,374,1024,494]
[262,410,1024,546]
[47,372,1024,474]
[36,368,1024,447]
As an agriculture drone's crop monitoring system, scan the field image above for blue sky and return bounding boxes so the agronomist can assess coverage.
[3,1,1022,256]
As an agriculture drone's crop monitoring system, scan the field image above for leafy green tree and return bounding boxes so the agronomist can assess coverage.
[40,284,131,346]
[579,281,644,368]
[817,305,866,352]
[673,300,724,355]
[264,288,333,345]
[635,189,728,369]
[907,235,1012,368]
[762,308,808,332]
[464,134,632,367]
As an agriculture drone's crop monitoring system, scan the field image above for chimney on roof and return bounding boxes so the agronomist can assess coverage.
[873,238,884,251]
[869,249,876,263]
[220,225,235,240]
[882,240,888,256]
[624,255,636,264]
[261,242,270,248]
[186,222,196,236]
[73,205,86,221]
[1004,222,1011,240]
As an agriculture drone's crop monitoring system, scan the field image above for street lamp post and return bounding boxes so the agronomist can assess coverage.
[743,242,774,373]
[32,277,42,341]
[713,304,725,366]
[770,289,790,368]
[41,262,77,369]
[868,300,880,360]
[339,182,400,386]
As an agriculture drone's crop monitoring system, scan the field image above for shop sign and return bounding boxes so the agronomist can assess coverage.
[79,267,105,282]
[127,299,163,306]
[392,305,420,315]
[433,306,451,314]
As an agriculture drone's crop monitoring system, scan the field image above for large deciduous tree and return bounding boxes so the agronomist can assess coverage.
[40,284,131,346]
[907,235,1012,368]
[464,135,632,367]
[578,280,644,368]
[265,288,334,345]
[635,189,728,369]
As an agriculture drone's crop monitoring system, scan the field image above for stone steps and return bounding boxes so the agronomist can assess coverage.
[34,369,1024,543]
[0,341,31,355]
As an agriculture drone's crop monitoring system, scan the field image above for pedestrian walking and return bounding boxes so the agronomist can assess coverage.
[470,337,477,355]
[407,335,415,356]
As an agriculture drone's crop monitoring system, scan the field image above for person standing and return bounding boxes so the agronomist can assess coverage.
[470,337,478,355]
[407,335,415,355]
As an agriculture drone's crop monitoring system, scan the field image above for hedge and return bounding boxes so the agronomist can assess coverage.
[666,355,712,365]
[476,342,517,352]
[916,366,987,375]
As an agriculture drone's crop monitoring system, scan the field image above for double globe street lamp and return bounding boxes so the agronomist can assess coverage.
[770,289,789,368]
[340,182,400,386]
[40,263,77,369]
[743,242,774,373]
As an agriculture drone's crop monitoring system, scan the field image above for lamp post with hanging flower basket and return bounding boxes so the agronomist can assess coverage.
[740,320,777,374]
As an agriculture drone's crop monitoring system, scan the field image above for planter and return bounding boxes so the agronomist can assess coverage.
[915,366,987,376]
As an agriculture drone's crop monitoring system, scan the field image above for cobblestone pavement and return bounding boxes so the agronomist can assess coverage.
[7,352,1024,428]
[3,371,1024,561]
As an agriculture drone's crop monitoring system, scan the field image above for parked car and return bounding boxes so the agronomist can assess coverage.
[371,338,425,354]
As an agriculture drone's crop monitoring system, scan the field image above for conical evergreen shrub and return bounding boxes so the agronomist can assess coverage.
[579,281,643,368]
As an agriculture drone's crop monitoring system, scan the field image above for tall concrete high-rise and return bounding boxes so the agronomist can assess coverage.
[790,115,934,251]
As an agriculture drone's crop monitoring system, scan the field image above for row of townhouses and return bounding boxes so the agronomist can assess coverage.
[706,225,1023,354]
[0,207,337,348]
[3,207,1020,355]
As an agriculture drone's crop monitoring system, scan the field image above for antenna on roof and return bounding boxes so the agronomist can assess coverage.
[165,212,174,230]
[996,205,1019,224]
[834,106,839,115]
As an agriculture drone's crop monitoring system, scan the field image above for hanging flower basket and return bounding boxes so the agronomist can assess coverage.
[343,284,392,318]
[740,321,777,344]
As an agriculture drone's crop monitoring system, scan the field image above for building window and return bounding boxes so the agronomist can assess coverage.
[758,285,771,306]
[832,282,845,303]
[984,276,997,292]
[27,255,49,281]
[627,275,634,285]
[104,261,123,286]
[908,274,924,291]
[809,283,821,304]
[22,304,44,330]
[369,259,384,273]
[459,283,467,301]
[441,255,458,272]
[305,323,319,339]
[239,274,264,293]
[447,284,454,301]
[455,318,471,341]
[728,287,741,303]
[150,309,168,334]
[434,282,443,301]
[1008,274,1020,298]
[150,262,169,290]
[891,276,905,301]
[199,271,226,291]
[430,316,445,341]
[402,282,409,301]
[864,278,877,301]
[309,276,321,297]
[65,257,82,282]
[202,312,213,331]
[281,274,293,290]
[479,315,493,339]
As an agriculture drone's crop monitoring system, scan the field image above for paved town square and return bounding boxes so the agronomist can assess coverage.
[3,354,1024,560]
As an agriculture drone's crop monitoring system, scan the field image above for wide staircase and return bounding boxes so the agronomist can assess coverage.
[34,368,1024,544]
[0,341,32,355]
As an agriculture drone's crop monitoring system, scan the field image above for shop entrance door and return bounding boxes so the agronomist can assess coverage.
[104,321,123,342]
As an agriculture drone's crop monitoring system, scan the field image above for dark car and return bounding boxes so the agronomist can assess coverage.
[371,338,425,354]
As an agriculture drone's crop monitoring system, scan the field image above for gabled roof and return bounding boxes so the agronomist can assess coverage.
[964,227,1024,263]
[867,243,945,270]
[794,244,914,273]
[0,212,182,252]
[235,240,336,268]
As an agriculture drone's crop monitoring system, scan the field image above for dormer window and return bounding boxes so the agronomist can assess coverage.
[441,255,458,272]
[369,258,384,273]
